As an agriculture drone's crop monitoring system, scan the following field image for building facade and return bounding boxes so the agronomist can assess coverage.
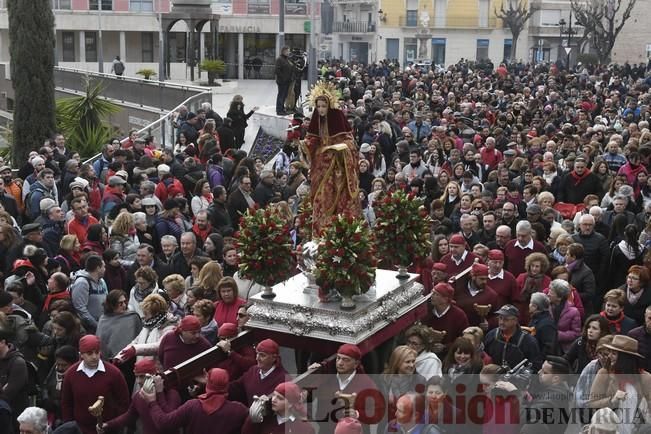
[0,0,315,81]
[373,0,522,66]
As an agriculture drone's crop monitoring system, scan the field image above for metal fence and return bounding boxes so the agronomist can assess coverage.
[54,66,210,111]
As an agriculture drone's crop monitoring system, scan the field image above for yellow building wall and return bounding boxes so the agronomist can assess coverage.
[381,0,506,29]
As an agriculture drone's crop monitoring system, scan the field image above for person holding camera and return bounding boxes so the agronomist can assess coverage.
[484,305,543,371]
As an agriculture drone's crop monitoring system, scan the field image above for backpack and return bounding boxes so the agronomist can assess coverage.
[25,186,54,219]
[114,60,125,74]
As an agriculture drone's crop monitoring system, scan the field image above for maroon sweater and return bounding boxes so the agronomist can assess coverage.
[157,332,212,371]
[440,251,480,279]
[148,398,247,434]
[242,414,315,434]
[454,278,500,328]
[488,270,520,306]
[503,239,546,277]
[61,361,130,434]
[229,364,289,406]
[423,304,470,347]
[104,389,181,434]
[216,345,257,381]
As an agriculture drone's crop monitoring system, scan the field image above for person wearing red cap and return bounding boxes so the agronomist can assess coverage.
[430,262,448,287]
[101,359,181,434]
[242,382,314,434]
[423,282,469,355]
[486,249,520,306]
[453,262,500,330]
[229,338,288,406]
[214,323,256,380]
[306,343,381,434]
[157,315,211,371]
[440,234,480,278]
[141,368,248,434]
[61,335,129,434]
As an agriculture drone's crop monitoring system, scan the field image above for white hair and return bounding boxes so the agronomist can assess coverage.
[17,407,48,434]
[133,212,147,225]
[516,220,532,233]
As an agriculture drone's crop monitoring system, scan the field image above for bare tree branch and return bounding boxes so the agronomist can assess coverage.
[571,0,638,64]
[495,0,537,62]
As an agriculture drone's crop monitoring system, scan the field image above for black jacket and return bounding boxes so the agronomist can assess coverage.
[0,344,29,419]
[529,311,559,357]
[208,200,234,236]
[217,125,236,152]
[275,54,293,84]
[125,259,170,291]
[169,250,208,278]
[557,171,602,204]
[0,194,19,225]
[484,326,543,371]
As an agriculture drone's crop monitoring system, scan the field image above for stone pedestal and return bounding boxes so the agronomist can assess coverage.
[416,31,432,60]
[246,270,428,353]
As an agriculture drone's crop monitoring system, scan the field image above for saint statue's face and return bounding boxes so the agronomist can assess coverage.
[316,99,328,117]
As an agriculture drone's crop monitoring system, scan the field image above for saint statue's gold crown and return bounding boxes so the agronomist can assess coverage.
[307,81,340,110]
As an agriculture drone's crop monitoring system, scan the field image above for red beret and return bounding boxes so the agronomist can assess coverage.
[275,382,301,404]
[432,262,447,272]
[337,344,362,360]
[449,234,466,246]
[488,250,504,261]
[472,263,489,277]
[177,315,202,332]
[218,323,238,338]
[134,358,157,375]
[335,418,362,434]
[256,339,279,355]
[79,335,101,353]
[433,282,454,299]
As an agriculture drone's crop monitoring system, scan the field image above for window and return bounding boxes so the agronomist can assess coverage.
[434,0,446,27]
[89,0,113,10]
[476,39,489,61]
[406,0,418,26]
[142,32,154,62]
[247,0,269,14]
[130,0,153,12]
[52,0,71,9]
[503,39,512,62]
[85,32,98,62]
[479,0,490,27]
[540,10,561,26]
[404,38,417,64]
[432,38,446,65]
[62,31,75,62]
[386,38,399,60]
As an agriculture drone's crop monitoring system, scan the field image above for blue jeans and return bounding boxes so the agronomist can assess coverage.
[276,82,290,113]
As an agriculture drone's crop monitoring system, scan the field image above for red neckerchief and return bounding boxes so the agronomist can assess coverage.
[570,168,592,185]
[192,223,212,241]
[600,311,624,332]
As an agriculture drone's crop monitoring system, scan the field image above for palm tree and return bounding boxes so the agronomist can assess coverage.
[56,77,121,158]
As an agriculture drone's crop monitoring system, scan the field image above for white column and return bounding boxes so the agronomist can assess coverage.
[79,31,86,63]
[119,31,126,61]
[238,32,244,80]
[200,32,206,63]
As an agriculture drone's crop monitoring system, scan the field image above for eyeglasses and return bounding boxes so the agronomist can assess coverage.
[473,207,483,211]
[627,275,640,280]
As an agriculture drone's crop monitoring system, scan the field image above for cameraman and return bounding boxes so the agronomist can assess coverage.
[495,356,572,434]
[484,305,543,371]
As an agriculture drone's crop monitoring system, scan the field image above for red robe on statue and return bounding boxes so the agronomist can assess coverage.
[306,104,361,236]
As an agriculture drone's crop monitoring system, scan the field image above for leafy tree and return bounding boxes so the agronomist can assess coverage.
[7,0,56,167]
[571,0,638,64]
[495,0,537,63]
[56,77,121,158]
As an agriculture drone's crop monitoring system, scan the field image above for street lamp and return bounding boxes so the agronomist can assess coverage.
[558,10,578,70]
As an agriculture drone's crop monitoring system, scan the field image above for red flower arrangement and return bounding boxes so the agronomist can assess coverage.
[314,213,377,299]
[237,206,295,287]
[373,190,432,268]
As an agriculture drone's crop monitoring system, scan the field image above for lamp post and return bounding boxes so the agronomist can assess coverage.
[558,9,577,70]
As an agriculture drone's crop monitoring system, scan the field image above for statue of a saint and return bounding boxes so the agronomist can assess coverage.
[305,82,361,237]
[419,10,430,28]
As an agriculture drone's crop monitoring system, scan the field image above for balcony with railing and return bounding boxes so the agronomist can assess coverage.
[399,16,497,29]
[333,21,376,33]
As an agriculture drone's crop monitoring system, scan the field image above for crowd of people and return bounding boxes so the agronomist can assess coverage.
[1,58,651,434]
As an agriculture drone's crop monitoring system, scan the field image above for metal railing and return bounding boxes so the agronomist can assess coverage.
[54,66,210,111]
[333,21,376,33]
[398,16,498,29]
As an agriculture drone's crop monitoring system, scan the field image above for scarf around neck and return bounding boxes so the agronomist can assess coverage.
[142,311,167,329]
[570,168,592,185]
[600,311,625,332]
